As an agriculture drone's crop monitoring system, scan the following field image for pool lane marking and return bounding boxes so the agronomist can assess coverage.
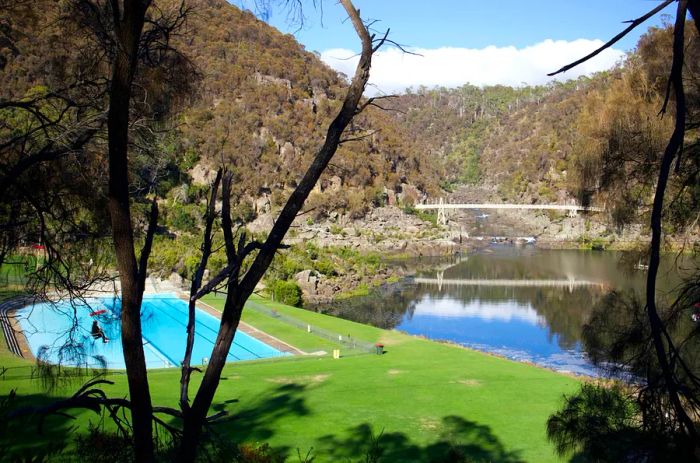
[147,298,247,361]
[105,297,180,366]
[142,338,175,368]
[195,299,302,355]
[157,297,280,360]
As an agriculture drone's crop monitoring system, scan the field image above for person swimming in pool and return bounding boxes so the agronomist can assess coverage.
[91,320,109,343]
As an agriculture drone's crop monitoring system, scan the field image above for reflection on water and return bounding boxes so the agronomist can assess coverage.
[315,247,688,376]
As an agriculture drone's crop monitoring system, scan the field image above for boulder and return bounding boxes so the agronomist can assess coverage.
[399,183,422,204]
[189,163,217,186]
[385,188,397,206]
[280,141,296,165]
[168,272,183,288]
[327,175,342,192]
[255,195,271,214]
[294,270,320,295]
[247,213,275,234]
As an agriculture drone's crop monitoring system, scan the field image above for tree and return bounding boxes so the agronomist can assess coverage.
[173,2,390,459]
[2,1,193,460]
[547,1,700,459]
[12,0,383,460]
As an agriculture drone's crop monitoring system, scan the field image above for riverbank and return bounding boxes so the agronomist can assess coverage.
[0,293,579,462]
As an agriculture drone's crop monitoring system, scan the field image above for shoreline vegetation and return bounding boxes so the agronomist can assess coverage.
[0,292,579,462]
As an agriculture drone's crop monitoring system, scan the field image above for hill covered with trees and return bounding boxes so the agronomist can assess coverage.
[387,22,698,234]
[171,0,440,219]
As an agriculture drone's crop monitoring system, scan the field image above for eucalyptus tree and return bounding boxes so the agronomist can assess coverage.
[547,1,700,460]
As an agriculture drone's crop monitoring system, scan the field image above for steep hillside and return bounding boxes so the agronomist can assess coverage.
[387,76,613,203]
[387,22,696,222]
[478,75,614,204]
[174,0,440,218]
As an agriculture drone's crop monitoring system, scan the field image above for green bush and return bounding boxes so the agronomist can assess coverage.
[167,203,199,233]
[402,203,417,215]
[305,242,319,260]
[233,200,257,223]
[271,280,302,307]
[280,258,304,280]
[547,384,645,462]
[314,258,337,276]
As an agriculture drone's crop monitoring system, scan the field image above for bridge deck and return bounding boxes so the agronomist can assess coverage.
[415,203,603,212]
[414,277,605,288]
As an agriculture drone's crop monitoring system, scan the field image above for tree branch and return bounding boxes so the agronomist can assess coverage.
[548,0,674,76]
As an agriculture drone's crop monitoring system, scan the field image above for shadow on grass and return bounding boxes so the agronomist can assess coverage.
[212,382,311,456]
[4,386,523,462]
[215,382,522,463]
[316,416,524,463]
[1,391,82,460]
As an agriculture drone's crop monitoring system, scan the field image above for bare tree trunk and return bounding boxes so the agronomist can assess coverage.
[105,1,154,461]
[180,170,222,411]
[176,1,376,460]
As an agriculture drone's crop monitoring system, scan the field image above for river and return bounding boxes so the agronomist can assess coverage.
[314,246,693,376]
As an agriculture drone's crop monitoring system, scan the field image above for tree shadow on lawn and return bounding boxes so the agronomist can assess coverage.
[1,391,91,460]
[213,383,523,462]
[4,387,524,462]
[315,416,524,463]
[211,382,311,455]
[1,382,312,460]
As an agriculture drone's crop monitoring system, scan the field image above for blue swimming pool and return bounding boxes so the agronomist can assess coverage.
[17,293,287,369]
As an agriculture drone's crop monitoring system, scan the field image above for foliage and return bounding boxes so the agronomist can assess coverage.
[546,384,646,462]
[402,204,438,226]
[73,425,286,463]
[171,0,438,215]
[271,280,302,307]
[74,425,135,462]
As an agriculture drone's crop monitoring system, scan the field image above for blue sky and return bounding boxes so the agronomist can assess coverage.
[233,1,675,94]
[264,1,672,53]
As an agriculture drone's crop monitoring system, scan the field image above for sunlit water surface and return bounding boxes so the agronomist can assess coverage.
[316,247,689,376]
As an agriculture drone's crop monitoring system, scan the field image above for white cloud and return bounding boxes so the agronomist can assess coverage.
[321,39,625,95]
[413,297,544,325]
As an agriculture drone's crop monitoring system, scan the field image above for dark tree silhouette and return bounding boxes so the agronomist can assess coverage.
[548,1,700,460]
[173,1,391,460]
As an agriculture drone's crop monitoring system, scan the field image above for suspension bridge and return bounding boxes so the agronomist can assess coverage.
[415,198,605,225]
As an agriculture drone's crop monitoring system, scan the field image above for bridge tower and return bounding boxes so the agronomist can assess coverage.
[437,197,447,225]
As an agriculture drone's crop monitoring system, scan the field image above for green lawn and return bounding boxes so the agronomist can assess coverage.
[0,294,579,462]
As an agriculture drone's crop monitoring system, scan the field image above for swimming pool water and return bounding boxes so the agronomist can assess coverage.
[17,293,287,369]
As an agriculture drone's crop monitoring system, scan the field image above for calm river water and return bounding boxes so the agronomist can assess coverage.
[317,247,691,376]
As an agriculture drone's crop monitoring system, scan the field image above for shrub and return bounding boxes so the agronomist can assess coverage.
[74,426,134,462]
[280,258,304,280]
[546,384,648,462]
[167,203,198,233]
[402,203,417,215]
[234,200,257,223]
[271,280,302,307]
[314,258,337,276]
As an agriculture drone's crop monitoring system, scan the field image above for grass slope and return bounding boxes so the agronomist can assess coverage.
[0,295,579,462]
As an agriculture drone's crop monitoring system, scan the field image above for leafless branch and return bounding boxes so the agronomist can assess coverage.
[548,0,674,76]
